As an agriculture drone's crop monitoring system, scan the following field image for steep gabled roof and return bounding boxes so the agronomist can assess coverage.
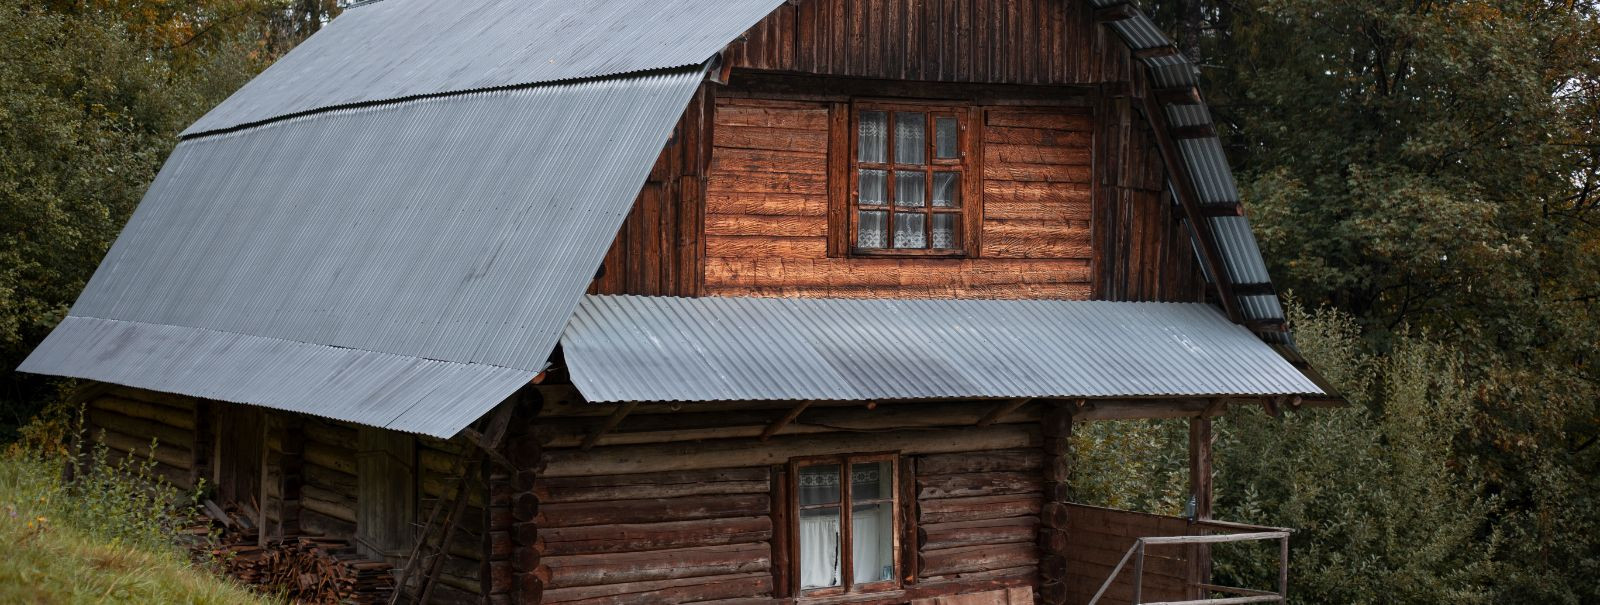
[20,0,1317,437]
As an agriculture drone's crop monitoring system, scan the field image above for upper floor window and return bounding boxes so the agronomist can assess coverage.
[851,104,973,255]
[791,454,900,596]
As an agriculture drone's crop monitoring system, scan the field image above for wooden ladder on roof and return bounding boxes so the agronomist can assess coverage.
[388,404,517,605]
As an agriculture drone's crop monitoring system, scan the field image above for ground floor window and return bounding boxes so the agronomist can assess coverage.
[791,453,899,595]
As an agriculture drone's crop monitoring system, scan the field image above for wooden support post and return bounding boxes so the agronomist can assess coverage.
[975,398,1030,428]
[1188,416,1215,600]
[1038,402,1074,605]
[580,402,638,450]
[761,401,813,441]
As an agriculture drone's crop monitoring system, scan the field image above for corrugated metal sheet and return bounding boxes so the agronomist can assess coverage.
[20,317,536,436]
[184,0,783,135]
[563,296,1325,403]
[1095,0,1288,330]
[23,67,707,437]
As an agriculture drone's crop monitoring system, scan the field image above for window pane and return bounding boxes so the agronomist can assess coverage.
[799,506,842,589]
[857,211,887,249]
[858,111,887,163]
[858,169,887,205]
[799,464,842,505]
[894,112,925,165]
[935,116,959,159]
[894,171,925,207]
[852,503,894,584]
[932,172,960,207]
[851,461,892,501]
[893,213,925,249]
[932,214,959,249]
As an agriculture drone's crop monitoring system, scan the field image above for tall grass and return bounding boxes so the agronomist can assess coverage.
[0,442,273,603]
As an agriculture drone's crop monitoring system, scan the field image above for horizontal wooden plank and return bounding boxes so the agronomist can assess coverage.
[543,543,770,589]
[715,104,829,129]
[709,147,827,174]
[983,126,1093,147]
[540,494,770,527]
[705,234,828,259]
[89,396,195,430]
[706,192,828,217]
[918,493,1042,524]
[983,162,1092,184]
[542,571,772,605]
[985,110,1093,131]
[919,516,1039,551]
[919,542,1037,577]
[986,142,1092,167]
[542,516,772,556]
[706,213,828,237]
[713,125,829,152]
[916,449,1042,475]
[917,471,1042,499]
[706,169,827,195]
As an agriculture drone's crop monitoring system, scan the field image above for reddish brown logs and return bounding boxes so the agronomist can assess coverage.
[918,517,1040,551]
[542,572,773,605]
[918,493,1042,524]
[917,471,1042,499]
[916,449,1042,475]
[541,517,773,556]
[919,542,1040,577]
[542,543,770,588]
[539,494,770,527]
[1038,403,1074,605]
[535,467,770,502]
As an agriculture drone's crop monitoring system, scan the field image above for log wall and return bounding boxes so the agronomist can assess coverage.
[726,0,1136,86]
[82,387,199,489]
[1061,504,1190,605]
[530,388,1045,604]
[702,93,1094,299]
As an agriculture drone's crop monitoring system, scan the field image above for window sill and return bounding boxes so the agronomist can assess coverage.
[848,247,968,259]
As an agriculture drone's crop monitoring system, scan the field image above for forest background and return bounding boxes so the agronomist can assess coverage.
[1,0,1596,603]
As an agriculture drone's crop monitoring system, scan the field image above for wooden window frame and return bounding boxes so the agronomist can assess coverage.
[840,100,983,258]
[786,452,903,598]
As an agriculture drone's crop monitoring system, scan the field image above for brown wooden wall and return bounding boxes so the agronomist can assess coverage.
[588,85,713,297]
[726,0,1136,86]
[1061,504,1191,605]
[521,390,1047,604]
[702,94,1095,299]
[1090,94,1207,302]
[81,387,199,488]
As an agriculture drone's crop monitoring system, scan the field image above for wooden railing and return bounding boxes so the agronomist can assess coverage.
[1085,521,1291,605]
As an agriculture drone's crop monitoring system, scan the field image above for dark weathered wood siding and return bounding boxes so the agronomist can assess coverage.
[1063,504,1192,605]
[726,0,1135,85]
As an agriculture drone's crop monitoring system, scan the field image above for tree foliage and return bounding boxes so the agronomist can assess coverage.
[0,0,330,437]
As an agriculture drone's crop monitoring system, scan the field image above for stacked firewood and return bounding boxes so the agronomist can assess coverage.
[197,502,395,603]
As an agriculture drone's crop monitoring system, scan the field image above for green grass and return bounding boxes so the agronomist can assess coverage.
[0,452,274,604]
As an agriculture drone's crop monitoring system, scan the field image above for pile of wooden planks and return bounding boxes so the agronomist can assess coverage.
[199,505,395,604]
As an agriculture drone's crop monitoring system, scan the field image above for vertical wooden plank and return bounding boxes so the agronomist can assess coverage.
[356,428,417,560]
[771,465,792,598]
[899,456,918,584]
[1038,402,1073,605]
[827,102,851,257]
[1188,417,1214,599]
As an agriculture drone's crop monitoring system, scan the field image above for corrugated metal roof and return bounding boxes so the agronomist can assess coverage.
[20,317,535,436]
[22,67,707,437]
[562,296,1325,403]
[184,0,783,135]
[1093,0,1289,332]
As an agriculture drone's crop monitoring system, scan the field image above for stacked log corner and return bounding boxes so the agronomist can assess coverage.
[1038,403,1073,605]
[503,397,546,605]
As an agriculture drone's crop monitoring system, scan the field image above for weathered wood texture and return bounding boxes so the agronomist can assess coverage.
[1090,91,1206,303]
[1062,504,1192,605]
[726,0,1135,86]
[703,95,1093,299]
[1037,404,1072,604]
[589,84,713,297]
[537,402,1043,603]
[82,388,199,489]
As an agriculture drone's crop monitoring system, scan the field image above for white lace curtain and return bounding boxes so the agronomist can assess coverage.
[798,507,893,589]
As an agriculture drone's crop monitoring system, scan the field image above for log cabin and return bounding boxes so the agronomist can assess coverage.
[18,0,1341,603]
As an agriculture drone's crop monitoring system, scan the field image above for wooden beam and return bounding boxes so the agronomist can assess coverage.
[1133,45,1181,61]
[759,400,812,441]
[1200,203,1244,217]
[1139,91,1244,323]
[580,402,638,450]
[975,398,1031,428]
[1171,124,1217,139]
[1188,416,1215,598]
[1231,282,1277,297]
[1094,3,1137,23]
[1153,86,1204,106]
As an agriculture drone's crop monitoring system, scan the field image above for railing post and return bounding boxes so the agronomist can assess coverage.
[1279,535,1290,601]
[1132,541,1145,604]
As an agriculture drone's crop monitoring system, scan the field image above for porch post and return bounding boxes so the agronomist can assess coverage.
[1038,401,1074,605]
[1188,416,1214,598]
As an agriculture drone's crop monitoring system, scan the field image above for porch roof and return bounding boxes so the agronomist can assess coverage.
[561,295,1325,403]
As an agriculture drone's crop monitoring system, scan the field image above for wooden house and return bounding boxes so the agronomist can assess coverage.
[19,0,1339,603]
